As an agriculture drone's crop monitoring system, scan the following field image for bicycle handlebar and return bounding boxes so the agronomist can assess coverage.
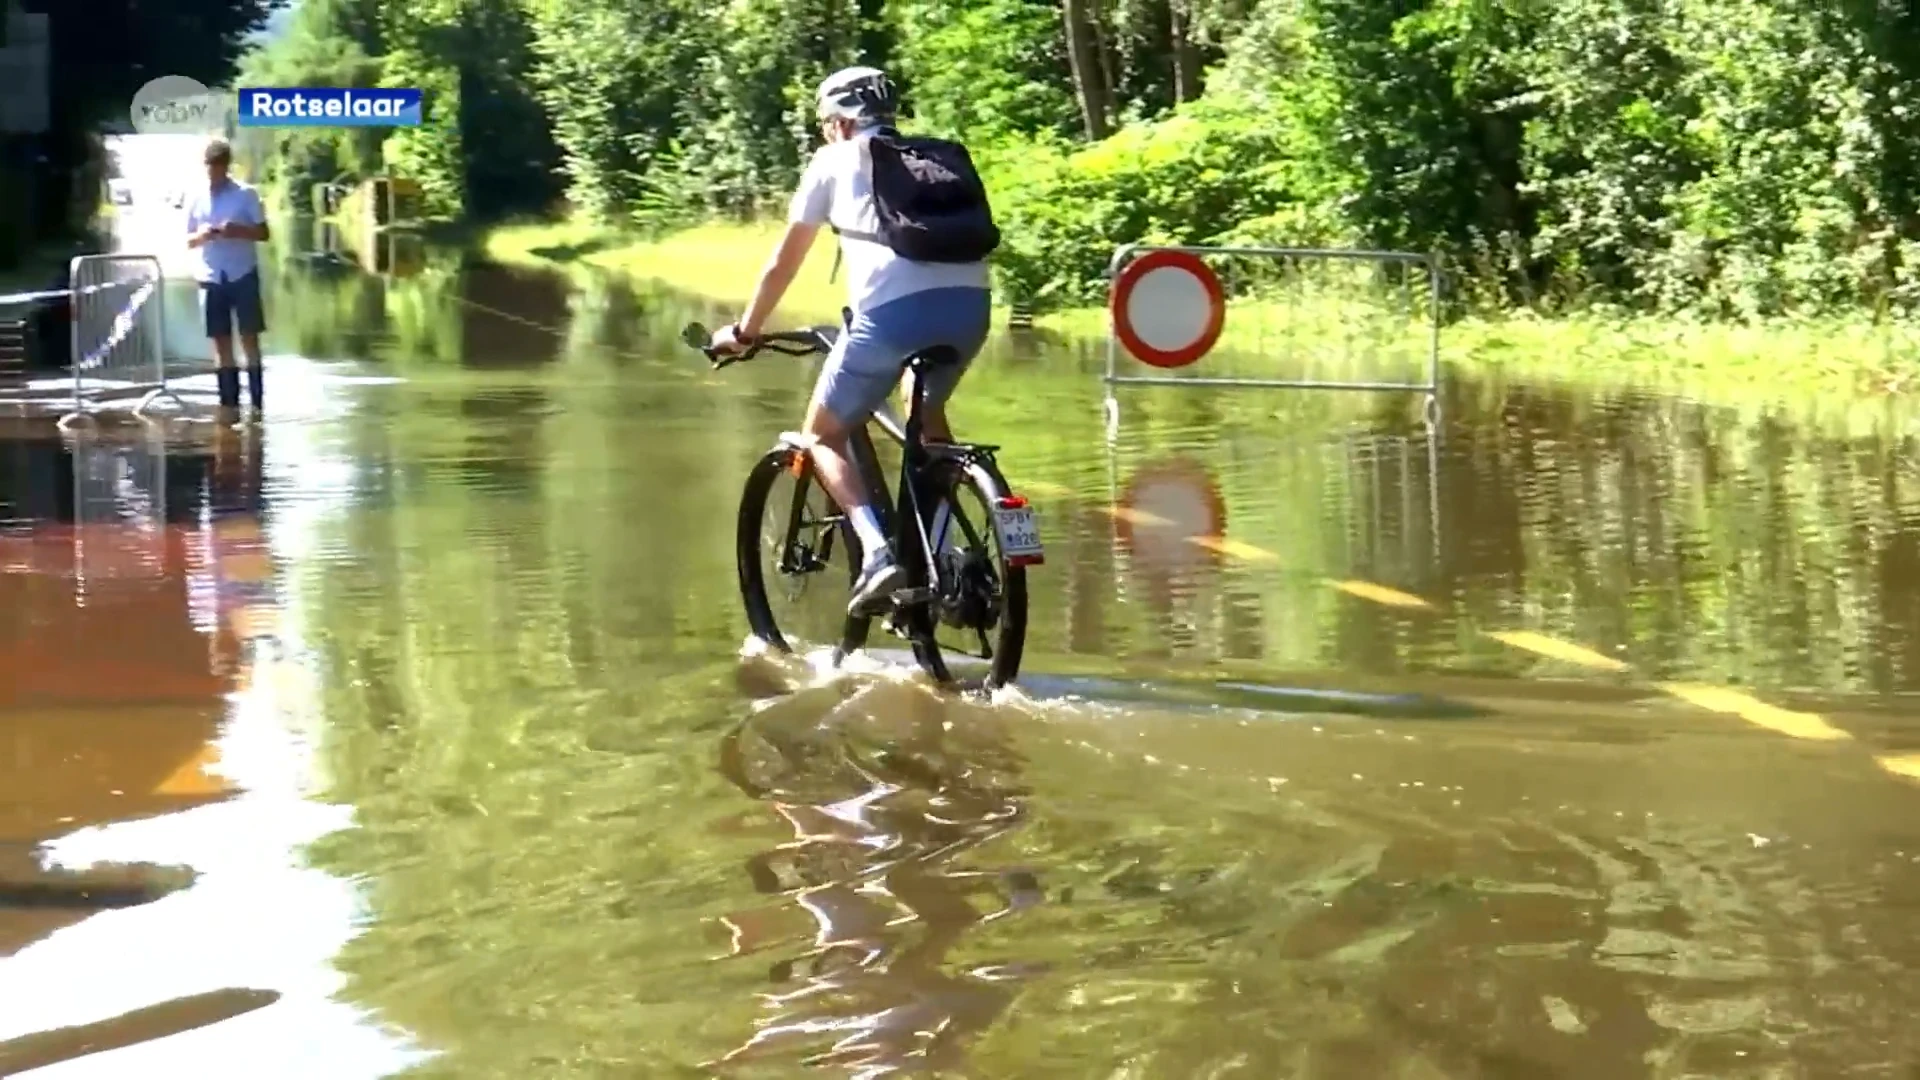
[681,320,837,370]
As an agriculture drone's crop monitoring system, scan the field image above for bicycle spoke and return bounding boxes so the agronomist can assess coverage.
[756,467,854,646]
[929,470,1012,664]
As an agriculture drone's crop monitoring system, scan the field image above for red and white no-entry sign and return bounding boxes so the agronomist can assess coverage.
[1109,250,1226,369]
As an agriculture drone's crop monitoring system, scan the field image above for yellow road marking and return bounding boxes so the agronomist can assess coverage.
[1657,683,1852,742]
[1188,535,1280,561]
[1330,579,1431,609]
[987,472,1871,749]
[1021,480,1074,498]
[1103,505,1174,528]
[1877,754,1920,780]
[1484,631,1631,672]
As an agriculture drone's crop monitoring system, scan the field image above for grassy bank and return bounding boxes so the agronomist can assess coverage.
[483,218,1920,410]
[483,218,850,321]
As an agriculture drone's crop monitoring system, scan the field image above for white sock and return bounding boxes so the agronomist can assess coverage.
[848,505,889,567]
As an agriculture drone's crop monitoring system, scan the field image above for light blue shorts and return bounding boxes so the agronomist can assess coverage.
[813,287,992,427]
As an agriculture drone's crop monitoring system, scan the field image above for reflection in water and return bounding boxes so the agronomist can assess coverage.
[193,426,277,687]
[0,407,420,1077]
[0,431,228,901]
[271,278,1920,1078]
[0,988,281,1076]
[269,228,586,371]
[711,671,1045,1076]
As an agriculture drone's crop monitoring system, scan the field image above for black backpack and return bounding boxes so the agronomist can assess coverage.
[838,129,1000,264]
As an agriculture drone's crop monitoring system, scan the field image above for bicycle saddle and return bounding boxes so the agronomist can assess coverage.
[905,345,962,370]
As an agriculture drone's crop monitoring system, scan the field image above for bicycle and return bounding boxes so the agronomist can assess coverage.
[683,317,1041,690]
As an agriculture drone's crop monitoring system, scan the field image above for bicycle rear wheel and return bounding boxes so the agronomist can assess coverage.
[736,447,872,664]
[921,456,1030,691]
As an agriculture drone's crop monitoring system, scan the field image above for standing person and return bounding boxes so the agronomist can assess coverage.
[707,65,1000,615]
[185,136,270,421]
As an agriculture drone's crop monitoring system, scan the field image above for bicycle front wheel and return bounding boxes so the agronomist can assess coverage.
[736,446,872,664]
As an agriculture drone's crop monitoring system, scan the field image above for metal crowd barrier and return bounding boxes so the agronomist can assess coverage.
[68,425,172,608]
[1102,244,1444,433]
[58,253,187,431]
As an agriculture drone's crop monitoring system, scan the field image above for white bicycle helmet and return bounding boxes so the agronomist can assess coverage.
[815,65,897,124]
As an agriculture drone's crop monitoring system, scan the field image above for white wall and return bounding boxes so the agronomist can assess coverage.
[102,133,209,278]
[100,134,252,363]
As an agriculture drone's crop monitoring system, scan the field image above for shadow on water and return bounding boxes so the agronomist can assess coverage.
[8,243,1920,1076]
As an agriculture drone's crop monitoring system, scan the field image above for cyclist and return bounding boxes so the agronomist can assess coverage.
[708,65,994,617]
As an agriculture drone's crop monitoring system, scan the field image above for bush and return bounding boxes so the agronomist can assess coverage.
[982,95,1345,311]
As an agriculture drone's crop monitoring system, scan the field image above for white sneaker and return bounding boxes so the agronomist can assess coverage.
[848,556,906,616]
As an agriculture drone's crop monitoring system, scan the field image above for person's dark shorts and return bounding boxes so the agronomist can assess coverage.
[200,271,266,338]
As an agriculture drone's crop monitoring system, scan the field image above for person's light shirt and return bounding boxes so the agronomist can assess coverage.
[789,126,989,314]
[185,179,266,283]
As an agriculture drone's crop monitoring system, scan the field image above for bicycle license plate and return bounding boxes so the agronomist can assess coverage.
[992,499,1045,567]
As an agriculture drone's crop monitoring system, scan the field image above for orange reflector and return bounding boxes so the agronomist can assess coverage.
[998,494,1029,509]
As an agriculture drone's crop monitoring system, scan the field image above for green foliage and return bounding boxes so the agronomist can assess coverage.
[983,95,1346,309]
[372,0,475,219]
[239,0,388,203]
[660,0,843,219]
[244,0,1920,320]
[520,0,691,222]
[1282,0,1920,316]
[245,0,557,222]
[891,0,1079,143]
[454,0,560,220]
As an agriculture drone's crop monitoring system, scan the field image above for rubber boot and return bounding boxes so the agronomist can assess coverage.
[216,367,242,410]
[246,362,264,416]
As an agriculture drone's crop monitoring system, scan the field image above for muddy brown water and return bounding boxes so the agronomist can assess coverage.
[1,254,1918,1078]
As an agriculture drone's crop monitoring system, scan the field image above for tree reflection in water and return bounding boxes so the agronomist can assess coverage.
[709,676,1049,1076]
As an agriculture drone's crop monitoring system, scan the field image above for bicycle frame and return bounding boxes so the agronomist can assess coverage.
[685,318,1000,616]
[844,376,948,605]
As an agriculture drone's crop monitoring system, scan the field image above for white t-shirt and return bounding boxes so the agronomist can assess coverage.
[788,133,990,314]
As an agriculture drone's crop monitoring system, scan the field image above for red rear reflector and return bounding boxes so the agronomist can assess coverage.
[1009,554,1044,567]
[997,495,1028,509]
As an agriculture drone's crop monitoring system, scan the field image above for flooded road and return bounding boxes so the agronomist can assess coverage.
[3,247,1920,1077]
